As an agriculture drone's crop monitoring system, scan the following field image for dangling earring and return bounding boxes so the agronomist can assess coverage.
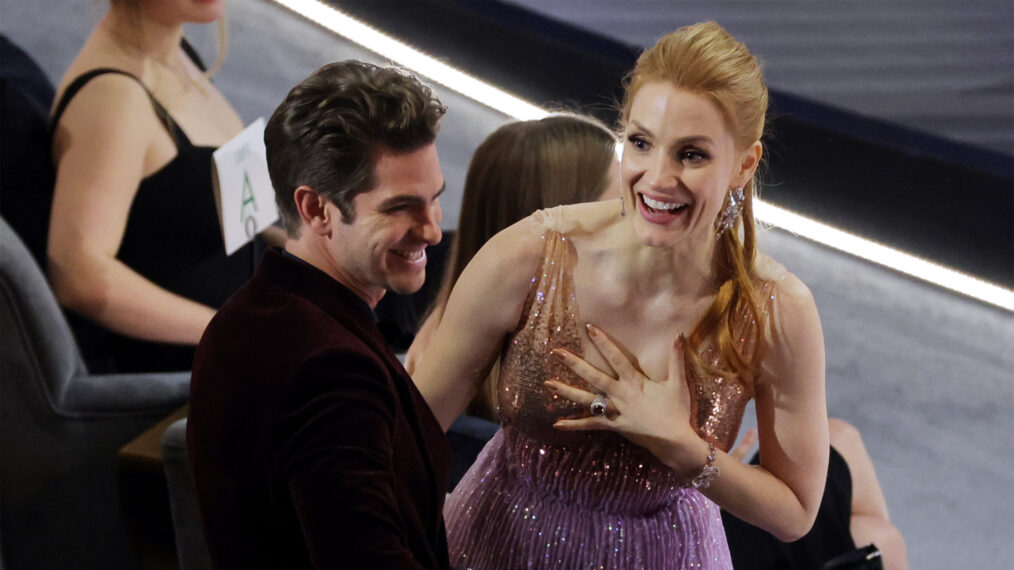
[716,187,745,236]
[620,192,626,217]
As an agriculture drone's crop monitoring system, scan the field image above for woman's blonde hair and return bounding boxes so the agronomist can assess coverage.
[621,21,768,386]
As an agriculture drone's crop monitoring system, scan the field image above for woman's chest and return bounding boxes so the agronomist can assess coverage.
[571,272,711,382]
[157,85,244,146]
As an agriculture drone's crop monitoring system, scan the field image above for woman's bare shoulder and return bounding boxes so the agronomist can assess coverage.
[463,215,546,288]
[753,253,821,353]
[754,253,810,300]
[536,201,618,236]
[52,63,153,133]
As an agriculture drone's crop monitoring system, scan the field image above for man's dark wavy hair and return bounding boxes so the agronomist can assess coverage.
[265,61,446,233]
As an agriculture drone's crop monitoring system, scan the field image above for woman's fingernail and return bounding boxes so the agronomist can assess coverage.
[585,323,597,337]
[544,380,558,391]
[551,348,566,359]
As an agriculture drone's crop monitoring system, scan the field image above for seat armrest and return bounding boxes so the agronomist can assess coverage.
[57,371,190,417]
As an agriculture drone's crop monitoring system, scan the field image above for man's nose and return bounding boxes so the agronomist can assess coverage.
[419,203,442,245]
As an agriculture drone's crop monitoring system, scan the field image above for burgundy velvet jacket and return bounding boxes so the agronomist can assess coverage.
[187,248,451,569]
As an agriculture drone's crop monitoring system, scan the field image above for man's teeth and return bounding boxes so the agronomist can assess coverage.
[393,249,424,260]
[642,195,686,211]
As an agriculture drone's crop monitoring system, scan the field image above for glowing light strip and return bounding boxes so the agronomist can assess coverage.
[269,0,547,121]
[755,201,1014,311]
[270,0,1014,313]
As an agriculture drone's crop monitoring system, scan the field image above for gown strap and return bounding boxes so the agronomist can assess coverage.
[49,38,205,151]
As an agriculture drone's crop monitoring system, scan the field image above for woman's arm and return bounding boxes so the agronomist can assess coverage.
[550,274,829,541]
[48,74,215,344]
[702,275,829,540]
[404,305,442,376]
[412,217,544,431]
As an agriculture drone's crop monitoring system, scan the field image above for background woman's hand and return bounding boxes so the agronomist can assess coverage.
[546,324,708,478]
[729,428,758,462]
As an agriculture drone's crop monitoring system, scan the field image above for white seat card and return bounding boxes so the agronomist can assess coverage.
[212,118,279,255]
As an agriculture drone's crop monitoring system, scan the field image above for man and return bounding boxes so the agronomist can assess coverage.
[187,61,451,569]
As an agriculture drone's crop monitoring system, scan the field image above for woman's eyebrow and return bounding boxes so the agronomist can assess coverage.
[629,121,714,147]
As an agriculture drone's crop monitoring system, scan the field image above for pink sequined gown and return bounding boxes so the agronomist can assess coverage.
[444,212,773,569]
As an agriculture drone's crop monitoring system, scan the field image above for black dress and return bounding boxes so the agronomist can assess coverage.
[722,446,857,569]
[49,44,255,373]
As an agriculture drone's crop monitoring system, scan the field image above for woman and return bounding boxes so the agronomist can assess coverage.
[406,112,620,419]
[48,0,267,372]
[413,22,829,569]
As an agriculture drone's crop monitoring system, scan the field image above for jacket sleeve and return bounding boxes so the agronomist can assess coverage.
[275,348,432,570]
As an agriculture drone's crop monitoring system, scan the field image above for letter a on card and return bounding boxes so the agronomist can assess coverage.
[212,118,279,255]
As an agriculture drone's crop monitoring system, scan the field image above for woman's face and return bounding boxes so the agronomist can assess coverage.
[139,0,225,25]
[621,82,757,249]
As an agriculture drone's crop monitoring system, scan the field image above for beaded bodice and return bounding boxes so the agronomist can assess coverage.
[493,213,772,512]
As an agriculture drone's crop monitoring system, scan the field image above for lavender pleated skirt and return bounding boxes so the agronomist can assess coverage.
[445,429,733,570]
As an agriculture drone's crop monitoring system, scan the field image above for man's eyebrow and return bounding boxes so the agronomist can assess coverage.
[377,182,446,210]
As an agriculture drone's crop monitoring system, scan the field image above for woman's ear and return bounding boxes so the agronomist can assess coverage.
[293,185,332,237]
[733,141,763,187]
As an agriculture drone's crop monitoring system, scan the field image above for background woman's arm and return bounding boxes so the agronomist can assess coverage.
[48,74,215,345]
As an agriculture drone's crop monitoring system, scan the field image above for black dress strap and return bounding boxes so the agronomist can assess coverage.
[50,68,190,147]
[180,37,207,72]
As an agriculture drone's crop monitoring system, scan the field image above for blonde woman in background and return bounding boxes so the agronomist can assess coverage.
[48,0,273,372]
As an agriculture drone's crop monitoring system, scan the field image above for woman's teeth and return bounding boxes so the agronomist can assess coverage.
[641,194,687,213]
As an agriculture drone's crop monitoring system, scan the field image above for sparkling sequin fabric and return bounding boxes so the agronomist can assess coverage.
[445,212,774,570]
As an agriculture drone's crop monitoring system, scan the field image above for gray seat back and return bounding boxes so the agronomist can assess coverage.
[0,216,87,411]
[1,215,190,568]
[161,418,213,570]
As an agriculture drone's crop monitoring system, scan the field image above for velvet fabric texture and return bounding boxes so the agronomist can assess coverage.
[187,248,451,569]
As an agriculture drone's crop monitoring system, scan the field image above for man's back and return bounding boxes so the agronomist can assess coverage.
[187,249,451,569]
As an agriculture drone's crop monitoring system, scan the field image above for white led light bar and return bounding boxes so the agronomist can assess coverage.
[269,0,1014,313]
[755,201,1014,311]
[269,0,547,121]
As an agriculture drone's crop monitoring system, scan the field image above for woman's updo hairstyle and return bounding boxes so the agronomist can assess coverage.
[622,21,769,388]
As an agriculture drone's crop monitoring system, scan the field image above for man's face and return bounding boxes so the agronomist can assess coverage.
[329,143,444,305]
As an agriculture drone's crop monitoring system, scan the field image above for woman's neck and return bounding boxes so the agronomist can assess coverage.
[614,216,721,301]
[101,7,183,64]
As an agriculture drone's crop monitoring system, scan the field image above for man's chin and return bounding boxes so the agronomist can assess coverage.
[386,274,426,296]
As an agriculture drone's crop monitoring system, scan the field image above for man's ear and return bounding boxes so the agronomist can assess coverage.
[733,141,763,188]
[293,186,332,237]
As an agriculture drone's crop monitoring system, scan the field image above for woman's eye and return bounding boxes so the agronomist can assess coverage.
[680,149,710,163]
[628,135,650,151]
